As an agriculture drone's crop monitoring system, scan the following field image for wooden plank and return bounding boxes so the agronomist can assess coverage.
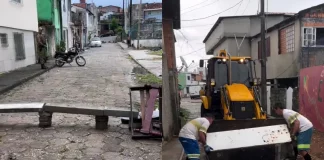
[206,124,291,151]
[140,90,145,121]
[44,103,138,117]
[44,103,105,115]
[141,89,159,133]
[0,103,44,113]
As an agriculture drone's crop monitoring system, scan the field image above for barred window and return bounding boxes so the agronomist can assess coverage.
[12,0,22,3]
[13,32,26,61]
[0,33,8,47]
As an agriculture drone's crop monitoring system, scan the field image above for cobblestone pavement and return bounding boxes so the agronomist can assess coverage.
[0,44,161,160]
[180,98,200,120]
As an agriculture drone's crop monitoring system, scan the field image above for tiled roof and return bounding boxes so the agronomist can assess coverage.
[133,3,162,10]
[143,3,162,10]
[73,3,86,9]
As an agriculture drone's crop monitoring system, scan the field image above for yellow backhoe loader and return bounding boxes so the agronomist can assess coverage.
[199,50,295,160]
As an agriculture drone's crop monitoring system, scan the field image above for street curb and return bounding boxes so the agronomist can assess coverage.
[0,64,56,95]
[117,42,160,78]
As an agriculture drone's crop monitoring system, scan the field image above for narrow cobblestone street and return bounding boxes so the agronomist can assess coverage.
[0,43,161,160]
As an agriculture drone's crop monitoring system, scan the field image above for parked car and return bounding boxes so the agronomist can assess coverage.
[90,37,102,47]
[100,33,113,37]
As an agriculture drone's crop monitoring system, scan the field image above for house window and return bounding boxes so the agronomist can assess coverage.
[187,76,190,80]
[12,0,22,3]
[258,37,270,59]
[13,32,26,61]
[302,27,324,47]
[279,25,295,54]
[0,33,8,47]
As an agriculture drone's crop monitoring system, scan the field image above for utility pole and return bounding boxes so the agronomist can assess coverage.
[137,0,142,49]
[122,0,124,40]
[260,0,267,112]
[129,0,132,47]
[162,19,180,139]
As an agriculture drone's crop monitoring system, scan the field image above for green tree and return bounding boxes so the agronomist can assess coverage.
[110,18,118,33]
[115,26,123,34]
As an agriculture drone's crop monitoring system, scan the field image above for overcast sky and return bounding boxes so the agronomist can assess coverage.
[176,0,323,71]
[71,0,161,7]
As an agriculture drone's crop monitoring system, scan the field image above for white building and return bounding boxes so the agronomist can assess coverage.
[86,3,99,44]
[100,12,114,21]
[61,0,73,51]
[0,0,38,73]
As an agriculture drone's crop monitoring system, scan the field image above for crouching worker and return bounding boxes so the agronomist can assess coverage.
[179,114,215,160]
[273,103,313,160]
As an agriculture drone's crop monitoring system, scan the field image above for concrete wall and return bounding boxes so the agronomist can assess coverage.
[250,16,287,37]
[223,17,250,36]
[131,39,162,48]
[251,19,300,79]
[300,66,324,132]
[0,0,38,32]
[0,27,36,73]
[205,21,224,52]
[212,38,229,55]
[205,15,288,56]
[227,38,251,56]
[212,38,250,56]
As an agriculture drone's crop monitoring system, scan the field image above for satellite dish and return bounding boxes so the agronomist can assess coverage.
[180,56,188,68]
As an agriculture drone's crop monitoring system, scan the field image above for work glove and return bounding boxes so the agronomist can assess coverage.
[204,145,214,153]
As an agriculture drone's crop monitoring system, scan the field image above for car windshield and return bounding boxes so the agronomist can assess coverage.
[91,37,101,41]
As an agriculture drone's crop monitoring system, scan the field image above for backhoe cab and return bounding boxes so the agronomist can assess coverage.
[199,50,294,160]
[199,49,266,120]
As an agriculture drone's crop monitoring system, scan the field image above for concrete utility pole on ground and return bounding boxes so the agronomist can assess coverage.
[260,0,267,111]
[137,0,142,49]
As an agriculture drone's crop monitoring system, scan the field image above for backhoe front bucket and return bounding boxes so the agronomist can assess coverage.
[206,119,294,160]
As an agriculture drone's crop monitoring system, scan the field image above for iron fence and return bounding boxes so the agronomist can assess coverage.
[129,22,162,40]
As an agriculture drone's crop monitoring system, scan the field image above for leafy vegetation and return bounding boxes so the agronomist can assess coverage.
[115,26,123,34]
[179,108,191,127]
[110,18,119,33]
[136,74,162,85]
[148,50,163,56]
[56,41,66,52]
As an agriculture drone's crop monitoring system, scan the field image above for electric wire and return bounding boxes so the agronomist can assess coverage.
[234,0,244,15]
[177,30,204,58]
[181,0,211,12]
[181,0,220,15]
[181,0,244,21]
[176,47,205,58]
[242,0,250,15]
